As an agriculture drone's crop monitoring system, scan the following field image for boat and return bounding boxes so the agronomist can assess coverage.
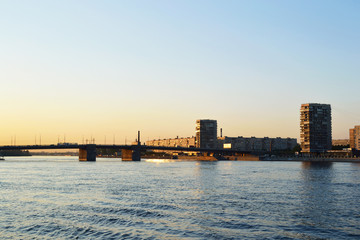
[0,156,4,160]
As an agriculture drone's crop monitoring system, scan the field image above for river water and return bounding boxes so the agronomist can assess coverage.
[0,156,359,239]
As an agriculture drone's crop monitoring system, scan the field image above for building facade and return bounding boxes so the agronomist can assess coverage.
[195,119,217,148]
[332,139,350,146]
[146,119,297,153]
[146,137,195,148]
[146,119,218,149]
[300,103,332,153]
[349,126,360,150]
[349,128,355,149]
[218,136,297,152]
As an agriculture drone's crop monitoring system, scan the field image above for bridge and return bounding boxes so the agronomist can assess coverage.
[0,143,251,161]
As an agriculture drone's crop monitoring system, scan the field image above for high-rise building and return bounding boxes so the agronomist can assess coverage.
[300,103,332,153]
[195,119,217,148]
[349,128,355,149]
[349,126,360,150]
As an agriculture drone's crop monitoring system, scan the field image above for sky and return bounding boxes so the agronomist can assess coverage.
[0,0,359,145]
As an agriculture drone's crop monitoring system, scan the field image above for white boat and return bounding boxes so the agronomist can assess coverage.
[0,156,5,160]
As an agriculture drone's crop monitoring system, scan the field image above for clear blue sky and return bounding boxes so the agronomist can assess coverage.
[0,0,359,144]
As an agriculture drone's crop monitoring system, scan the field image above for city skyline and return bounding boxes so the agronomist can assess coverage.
[1,0,360,145]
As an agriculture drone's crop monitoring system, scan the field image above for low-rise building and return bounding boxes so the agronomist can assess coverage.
[146,137,195,148]
[218,136,297,152]
[332,139,350,146]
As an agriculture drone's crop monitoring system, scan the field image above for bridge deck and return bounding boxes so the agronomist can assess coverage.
[0,144,249,154]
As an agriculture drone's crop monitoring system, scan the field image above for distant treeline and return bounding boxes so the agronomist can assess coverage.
[0,150,31,156]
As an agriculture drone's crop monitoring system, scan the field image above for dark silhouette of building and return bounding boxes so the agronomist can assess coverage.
[300,103,332,153]
[195,119,217,148]
[218,136,297,152]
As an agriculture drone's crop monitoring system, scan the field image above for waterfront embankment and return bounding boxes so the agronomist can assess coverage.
[261,156,360,163]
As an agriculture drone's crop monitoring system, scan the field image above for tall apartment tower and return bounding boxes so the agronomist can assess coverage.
[349,126,360,150]
[195,119,217,148]
[349,128,355,149]
[300,103,332,153]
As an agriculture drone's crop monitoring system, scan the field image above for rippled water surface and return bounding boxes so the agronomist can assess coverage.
[0,157,359,239]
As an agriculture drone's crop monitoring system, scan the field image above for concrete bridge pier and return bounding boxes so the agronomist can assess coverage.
[79,144,97,161]
[122,148,141,161]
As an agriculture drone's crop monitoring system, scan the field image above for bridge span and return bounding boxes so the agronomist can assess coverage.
[0,144,250,161]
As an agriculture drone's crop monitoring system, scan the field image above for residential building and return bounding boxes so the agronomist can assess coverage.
[146,137,195,148]
[195,119,217,148]
[218,136,297,152]
[146,119,297,152]
[349,126,360,150]
[300,103,332,153]
[350,128,355,149]
[332,139,350,146]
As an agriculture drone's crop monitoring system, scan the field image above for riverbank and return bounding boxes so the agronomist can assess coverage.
[261,156,360,163]
[0,150,31,157]
[98,154,360,162]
